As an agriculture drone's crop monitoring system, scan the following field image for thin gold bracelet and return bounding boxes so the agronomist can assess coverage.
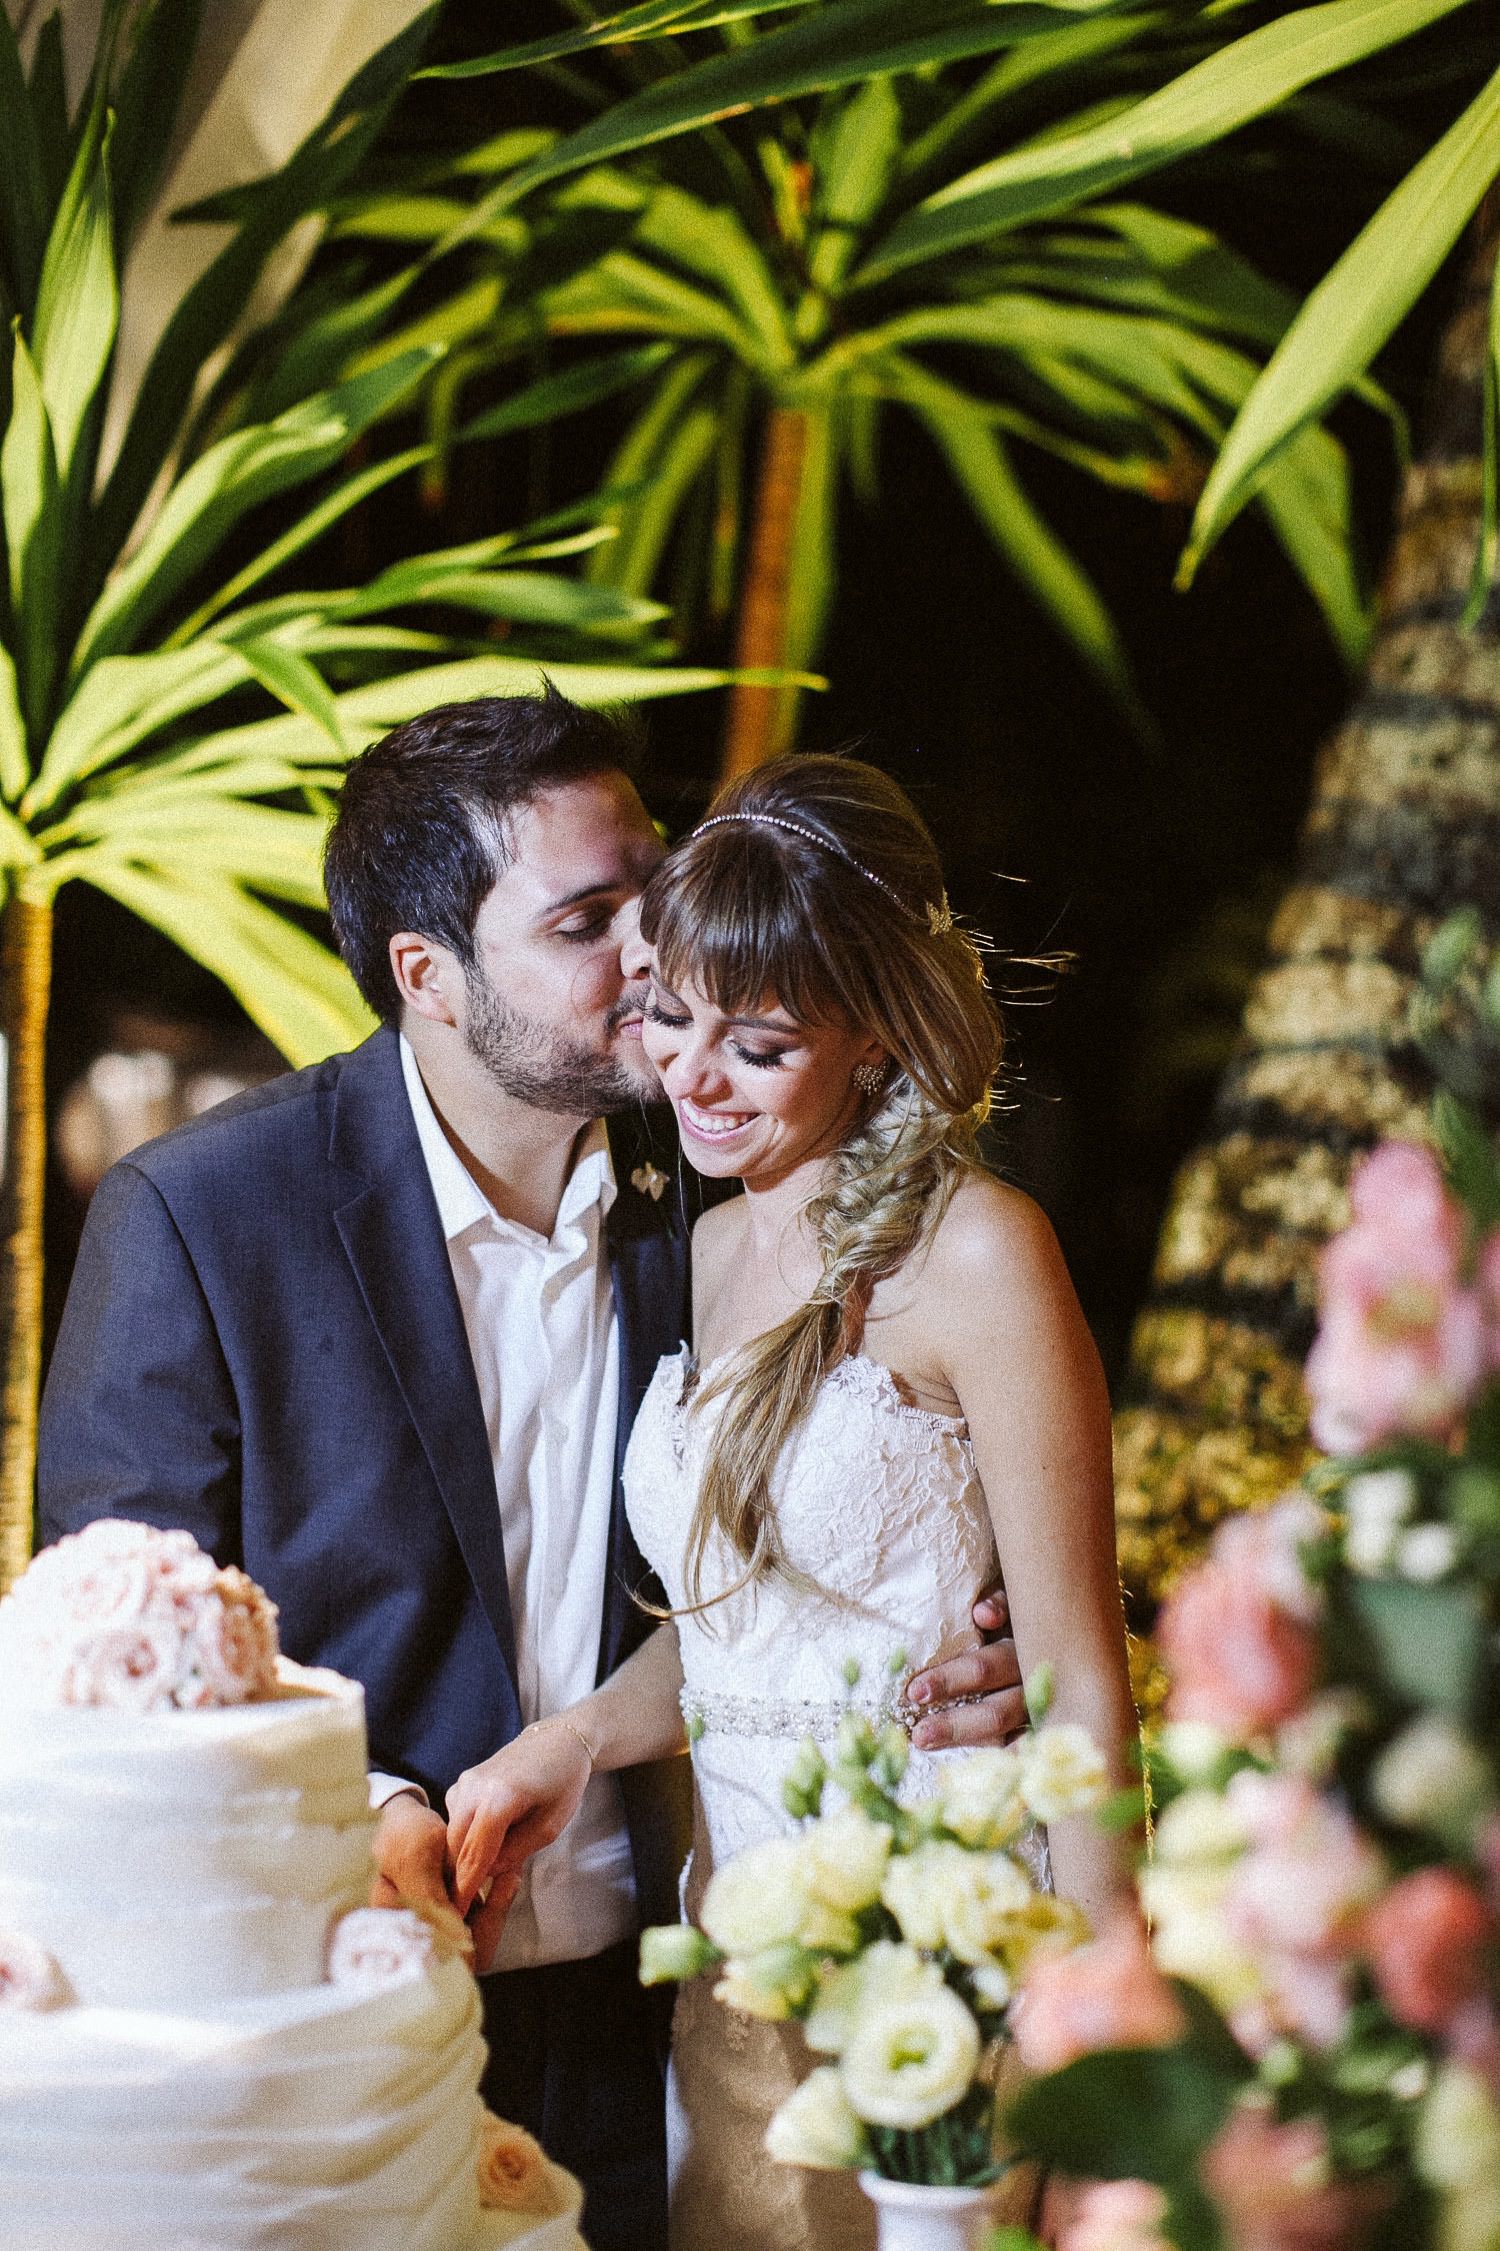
[532,1716,598,1774]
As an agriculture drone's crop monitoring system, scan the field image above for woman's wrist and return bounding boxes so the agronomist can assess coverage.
[528,1714,598,1775]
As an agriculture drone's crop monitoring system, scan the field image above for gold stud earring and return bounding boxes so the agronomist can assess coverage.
[853,1061,886,1097]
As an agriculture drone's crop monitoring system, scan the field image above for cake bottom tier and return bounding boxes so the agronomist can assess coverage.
[0,1958,499,2251]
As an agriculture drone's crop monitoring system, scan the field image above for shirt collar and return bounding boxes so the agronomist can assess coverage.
[400,1033,616,1248]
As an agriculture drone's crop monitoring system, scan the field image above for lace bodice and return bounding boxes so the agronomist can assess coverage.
[624,1345,1008,1870]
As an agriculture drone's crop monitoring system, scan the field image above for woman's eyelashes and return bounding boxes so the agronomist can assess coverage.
[643,997,789,1071]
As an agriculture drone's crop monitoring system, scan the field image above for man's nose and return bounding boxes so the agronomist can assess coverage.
[618,901,651,984]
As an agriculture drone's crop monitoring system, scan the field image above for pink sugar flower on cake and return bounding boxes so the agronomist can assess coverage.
[327,1907,443,1988]
[0,1929,70,2011]
[1305,1143,1486,1455]
[475,2113,568,2215]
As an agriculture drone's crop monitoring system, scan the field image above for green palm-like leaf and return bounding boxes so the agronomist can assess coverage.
[1184,58,1500,576]
[859,0,1474,283]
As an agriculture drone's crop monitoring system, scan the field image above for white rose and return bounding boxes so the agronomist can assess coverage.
[1396,1522,1460,1583]
[765,2067,868,2170]
[1019,1723,1109,1823]
[801,1806,893,1914]
[1370,1716,1492,1835]
[840,1985,982,2129]
[935,1748,1027,1848]
[805,1941,942,2056]
[702,1838,810,1956]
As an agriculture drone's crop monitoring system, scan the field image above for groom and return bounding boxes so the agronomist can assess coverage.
[37,688,1027,2249]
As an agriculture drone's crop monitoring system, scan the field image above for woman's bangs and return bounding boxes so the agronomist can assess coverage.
[646,845,846,1026]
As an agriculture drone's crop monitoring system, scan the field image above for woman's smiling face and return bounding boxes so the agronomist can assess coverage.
[641,969,884,1188]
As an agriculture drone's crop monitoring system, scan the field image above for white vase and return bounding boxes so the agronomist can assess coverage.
[857,2170,1004,2251]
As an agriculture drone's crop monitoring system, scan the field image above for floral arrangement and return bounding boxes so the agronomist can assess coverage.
[999,918,1500,2251]
[641,1673,1108,2187]
[0,1519,279,1711]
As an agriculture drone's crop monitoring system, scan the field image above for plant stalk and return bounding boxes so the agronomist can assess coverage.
[0,890,53,1594]
[721,402,810,780]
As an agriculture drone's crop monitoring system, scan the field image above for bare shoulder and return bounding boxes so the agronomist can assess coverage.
[928,1171,1065,1290]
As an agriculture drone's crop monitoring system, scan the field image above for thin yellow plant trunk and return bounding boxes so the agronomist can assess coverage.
[721,404,811,780]
[0,890,53,1594]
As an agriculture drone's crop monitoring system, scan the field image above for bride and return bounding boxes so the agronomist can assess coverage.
[447,753,1137,2248]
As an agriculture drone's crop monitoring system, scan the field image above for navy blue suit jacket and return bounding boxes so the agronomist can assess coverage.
[37,1025,691,1923]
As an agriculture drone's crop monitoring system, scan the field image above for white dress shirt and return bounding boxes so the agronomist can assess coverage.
[385,1035,636,1968]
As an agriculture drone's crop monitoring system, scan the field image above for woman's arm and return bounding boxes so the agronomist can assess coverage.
[932,1179,1139,1929]
[447,1622,686,1967]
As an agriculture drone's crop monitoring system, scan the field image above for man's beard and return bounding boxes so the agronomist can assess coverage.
[463,966,653,1117]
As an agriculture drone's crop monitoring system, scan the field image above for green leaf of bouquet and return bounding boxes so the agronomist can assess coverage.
[1185,54,1500,571]
[1433,1087,1500,1234]
[1344,1576,1488,1720]
[1005,2036,1242,2185]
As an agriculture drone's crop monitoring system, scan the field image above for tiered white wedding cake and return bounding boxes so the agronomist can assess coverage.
[0,1520,580,2251]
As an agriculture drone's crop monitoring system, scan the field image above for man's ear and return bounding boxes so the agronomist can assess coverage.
[389,930,461,1027]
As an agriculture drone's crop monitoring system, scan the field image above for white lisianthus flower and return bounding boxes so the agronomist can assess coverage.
[638,1924,717,1986]
[702,1838,810,1956]
[804,1941,942,2056]
[841,1986,982,2129]
[935,1747,1027,1848]
[1019,1723,1110,1823]
[1417,2062,1500,2251]
[1342,1468,1416,1575]
[1371,1715,1492,1836]
[713,1942,817,2022]
[968,1962,1011,2011]
[801,1805,893,1914]
[881,1840,1035,1968]
[765,2067,868,2170]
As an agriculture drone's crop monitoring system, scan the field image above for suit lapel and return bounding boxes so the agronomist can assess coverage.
[328,1030,520,1696]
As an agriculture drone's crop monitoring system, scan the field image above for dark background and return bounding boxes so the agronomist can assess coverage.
[44,9,1474,1381]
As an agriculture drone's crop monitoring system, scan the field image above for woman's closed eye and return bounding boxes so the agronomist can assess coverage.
[644,997,691,1029]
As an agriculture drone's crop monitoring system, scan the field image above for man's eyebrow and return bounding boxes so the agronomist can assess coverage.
[536,876,630,917]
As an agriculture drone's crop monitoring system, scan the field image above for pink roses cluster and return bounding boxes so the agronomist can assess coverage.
[1157,1492,1323,1741]
[0,1519,279,1711]
[1304,1142,1500,1457]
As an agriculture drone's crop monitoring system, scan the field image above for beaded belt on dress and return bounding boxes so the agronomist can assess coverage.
[680,1684,923,1743]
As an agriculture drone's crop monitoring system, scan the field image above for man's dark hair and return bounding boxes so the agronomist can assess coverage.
[324,683,644,1020]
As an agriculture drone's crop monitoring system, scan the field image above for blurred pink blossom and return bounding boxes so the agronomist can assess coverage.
[1059,2178,1172,2251]
[1203,2106,1388,2251]
[1015,1915,1185,2074]
[1159,1506,1321,1742]
[1480,1231,1500,1372]
[1304,1143,1485,1455]
[1221,1773,1382,2050]
[1364,1866,1493,2037]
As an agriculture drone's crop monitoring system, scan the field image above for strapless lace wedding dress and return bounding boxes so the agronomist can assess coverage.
[623,1345,1045,2251]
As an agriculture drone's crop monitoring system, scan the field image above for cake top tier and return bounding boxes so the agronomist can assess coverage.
[0,1518,279,1711]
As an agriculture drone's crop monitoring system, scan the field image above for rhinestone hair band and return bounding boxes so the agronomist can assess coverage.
[691,812,954,935]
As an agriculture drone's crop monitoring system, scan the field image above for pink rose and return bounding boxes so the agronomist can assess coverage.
[475,2113,568,2215]
[1480,1232,1500,1372]
[1059,2179,1172,2251]
[1159,1512,1321,1743]
[1305,1144,1485,1454]
[1203,2106,1388,2251]
[1015,1915,1185,2074]
[0,1930,70,2011]
[185,1573,278,1706]
[58,1618,186,1712]
[327,1908,440,1989]
[1221,1774,1382,2050]
[1364,1867,1493,2036]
